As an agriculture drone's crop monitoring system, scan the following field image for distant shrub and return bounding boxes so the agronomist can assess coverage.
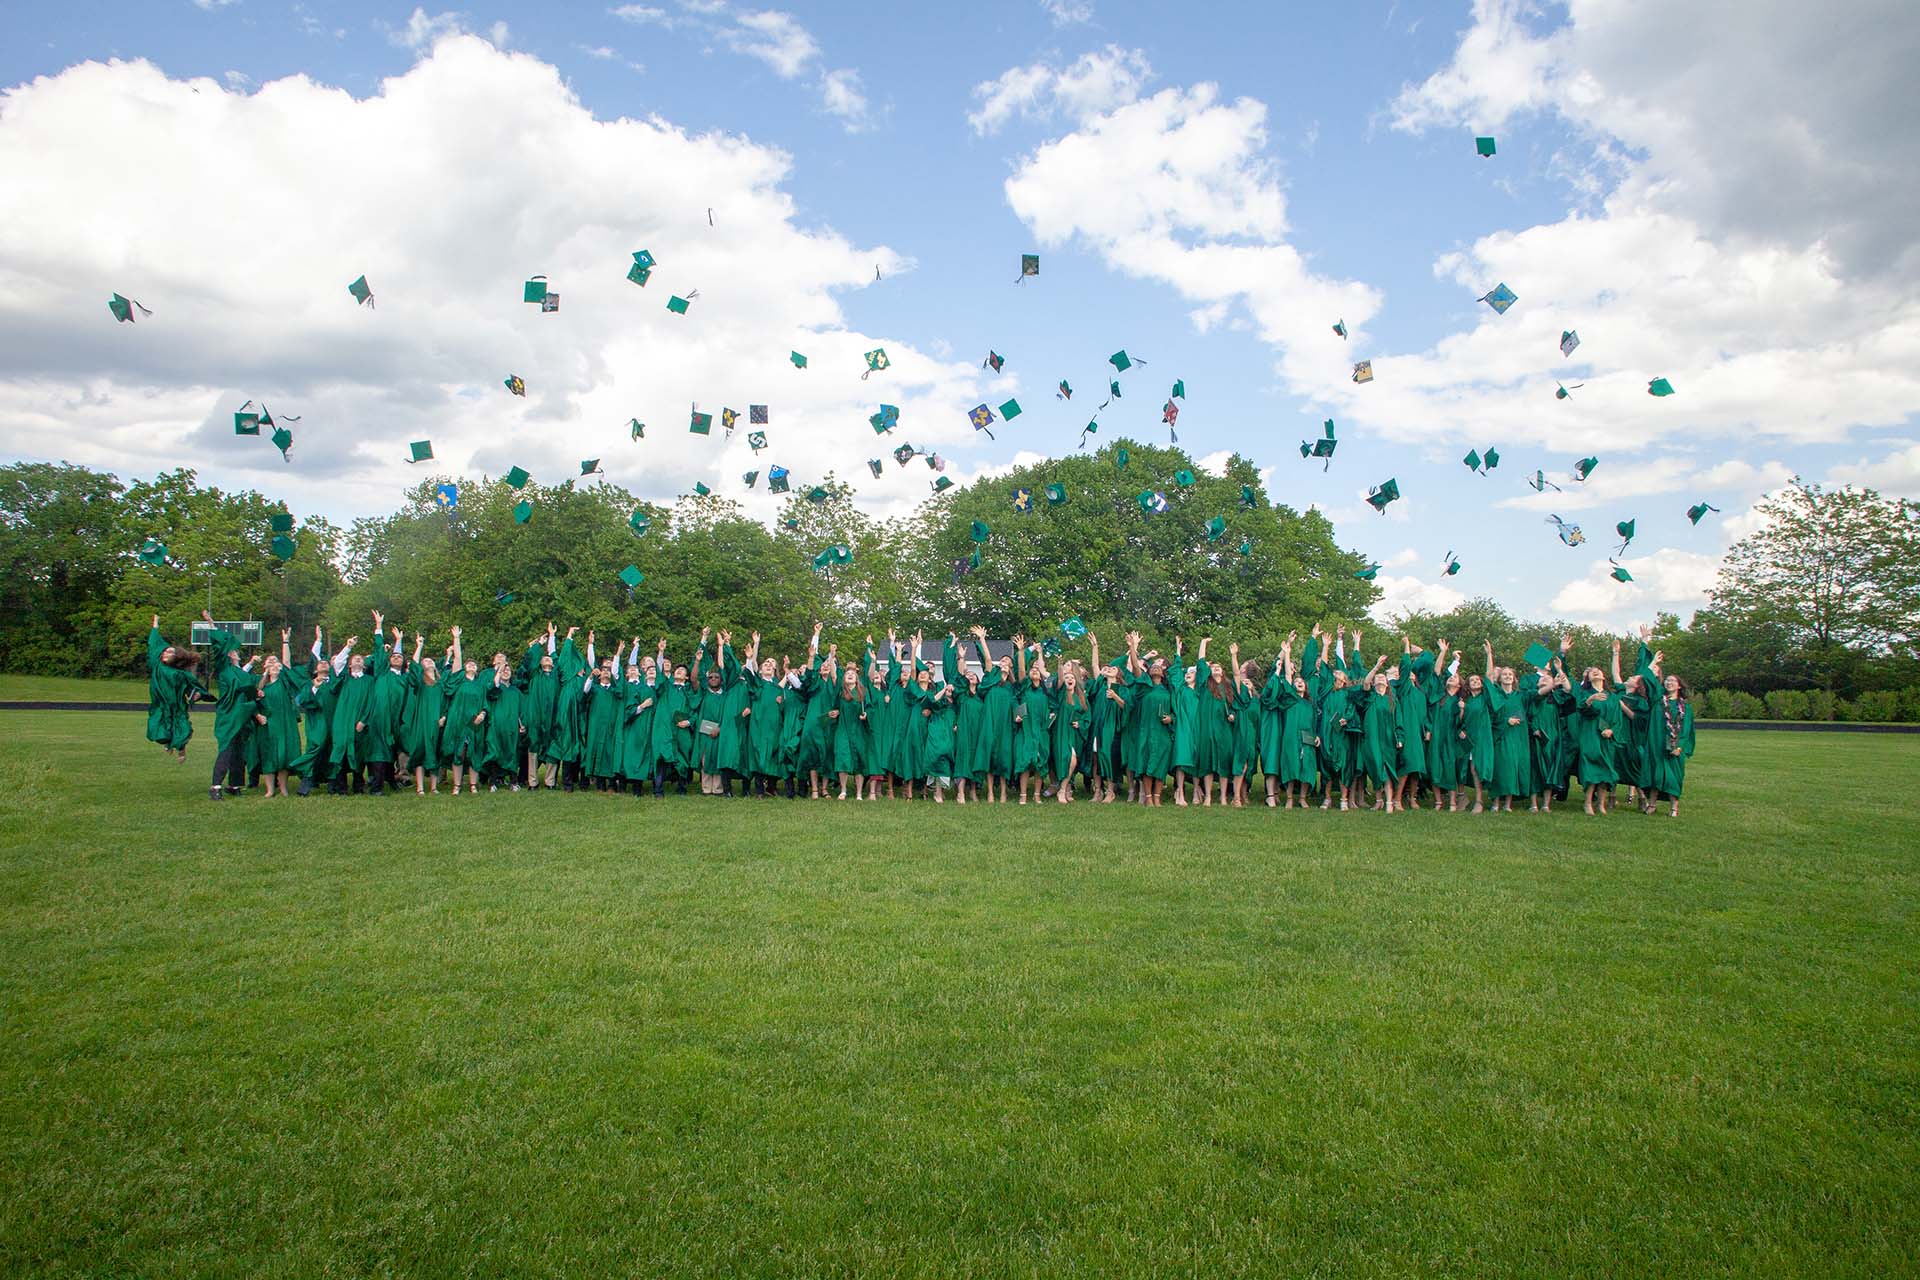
[1898,688,1920,723]
[1805,690,1837,722]
[1701,688,1736,718]
[1844,690,1901,722]
[1725,691,1766,720]
[1765,690,1811,721]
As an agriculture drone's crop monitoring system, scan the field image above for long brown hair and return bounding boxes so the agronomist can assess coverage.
[162,648,201,671]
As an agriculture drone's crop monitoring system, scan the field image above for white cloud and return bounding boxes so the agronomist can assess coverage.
[1548,548,1722,629]
[1827,439,1920,499]
[193,0,242,9]
[723,9,818,78]
[1370,573,1468,622]
[0,40,975,526]
[609,4,672,25]
[387,7,465,50]
[968,46,1151,135]
[223,70,253,92]
[819,67,870,132]
[1039,0,1094,26]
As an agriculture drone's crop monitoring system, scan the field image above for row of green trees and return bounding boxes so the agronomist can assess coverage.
[5,456,1914,700]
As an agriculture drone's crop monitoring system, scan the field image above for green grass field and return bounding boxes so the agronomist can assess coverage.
[0,674,151,703]
[2,712,1914,1278]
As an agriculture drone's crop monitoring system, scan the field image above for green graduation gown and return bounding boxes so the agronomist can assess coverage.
[1486,685,1529,798]
[1648,691,1695,797]
[619,671,656,782]
[439,670,489,766]
[145,627,204,752]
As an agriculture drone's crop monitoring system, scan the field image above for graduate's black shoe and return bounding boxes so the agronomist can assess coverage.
[296,778,312,797]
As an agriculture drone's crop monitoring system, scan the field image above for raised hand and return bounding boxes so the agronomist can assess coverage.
[451,625,462,638]
[281,627,291,642]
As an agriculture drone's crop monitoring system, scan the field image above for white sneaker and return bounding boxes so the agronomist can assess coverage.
[510,784,522,792]
[489,784,498,792]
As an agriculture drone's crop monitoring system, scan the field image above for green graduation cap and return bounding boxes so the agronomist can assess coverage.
[1573,456,1599,482]
[1240,484,1258,509]
[970,520,990,543]
[983,350,1004,373]
[629,509,651,536]
[1464,448,1483,473]
[1354,563,1380,581]
[1475,136,1496,158]
[689,408,712,434]
[270,534,296,561]
[1332,319,1347,338]
[694,482,712,497]
[1610,563,1634,583]
[494,590,515,605]
[805,486,829,503]
[866,458,884,478]
[999,398,1022,421]
[136,537,167,566]
[1059,616,1086,640]
[618,565,644,590]
[407,440,433,463]
[1484,447,1500,471]
[1205,516,1227,542]
[933,476,954,493]
[1019,253,1039,281]
[1115,445,1129,469]
[633,249,655,270]
[1687,501,1720,525]
[1170,379,1185,399]
[513,500,533,524]
[743,470,759,488]
[1108,379,1122,399]
[348,274,373,307]
[1367,478,1400,512]
[580,458,602,476]
[1174,469,1196,487]
[1648,377,1675,396]
[768,468,790,494]
[629,418,645,440]
[504,374,526,396]
[790,351,807,369]
[505,466,530,489]
[1237,539,1251,556]
[1109,350,1132,373]
[1556,382,1584,400]
[108,293,150,323]
[627,262,651,287]
[667,295,691,314]
[1044,483,1067,505]
[863,348,890,376]
[270,426,293,461]
[234,410,260,436]
[1523,641,1555,669]
[1137,489,1168,514]
[269,511,294,533]
[1616,518,1636,542]
[523,276,548,303]
[1443,552,1462,577]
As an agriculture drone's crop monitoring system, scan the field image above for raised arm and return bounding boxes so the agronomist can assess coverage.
[1610,638,1623,687]
[1484,638,1496,680]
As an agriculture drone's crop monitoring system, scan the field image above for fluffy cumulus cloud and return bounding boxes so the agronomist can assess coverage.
[0,38,977,522]
[968,45,1152,136]
[616,2,870,131]
[1548,548,1723,626]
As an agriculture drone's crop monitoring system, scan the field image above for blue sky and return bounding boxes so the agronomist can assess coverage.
[3,0,1915,629]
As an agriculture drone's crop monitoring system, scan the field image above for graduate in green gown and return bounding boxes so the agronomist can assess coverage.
[1193,645,1234,806]
[978,638,1017,802]
[577,635,624,789]
[650,638,696,797]
[145,617,206,761]
[690,632,730,795]
[199,613,260,799]
[1048,662,1091,803]
[1227,647,1260,808]
[549,630,588,790]
[1574,662,1624,815]
[1481,642,1528,812]
[896,643,932,798]
[1644,659,1696,817]
[251,633,303,798]
[1422,642,1466,811]
[1166,638,1206,806]
[403,635,448,794]
[863,637,905,799]
[1012,637,1054,804]
[778,648,810,797]
[1083,633,1124,804]
[712,632,755,797]
[290,633,341,796]
[1460,667,1495,814]
[830,659,871,799]
[440,629,491,795]
[950,632,993,803]
[1268,636,1321,807]
[1315,640,1359,811]
[1123,633,1173,804]
[1615,634,1658,810]
[358,612,412,795]
[1525,647,1574,813]
[481,660,527,790]
[1394,637,1434,809]
[742,638,786,795]
[921,634,959,801]
[796,629,836,798]
[1351,656,1403,811]
[618,645,658,795]
[519,626,562,788]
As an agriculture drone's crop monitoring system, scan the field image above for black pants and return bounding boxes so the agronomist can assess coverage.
[211,740,248,790]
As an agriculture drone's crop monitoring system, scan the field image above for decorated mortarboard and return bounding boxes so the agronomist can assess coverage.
[1687,501,1720,525]
[721,407,739,435]
[768,466,790,493]
[108,293,152,323]
[1012,487,1034,513]
[1109,350,1134,373]
[867,458,884,478]
[1059,616,1087,640]
[999,398,1023,421]
[1040,637,1062,658]
[689,407,712,434]
[513,500,533,524]
[805,486,828,503]
[749,404,768,425]
[967,520,991,546]
[742,470,759,488]
[1479,283,1518,314]
[1573,456,1599,482]
[1240,484,1258,509]
[1353,562,1380,581]
[407,439,434,463]
[1648,377,1675,397]
[348,275,374,308]
[1555,382,1584,400]
[1614,518,1636,554]
[983,350,1004,373]
[629,509,652,536]
[505,465,531,489]
[1546,514,1585,546]
[1137,489,1168,514]
[504,374,526,397]
[1205,516,1227,542]
[271,534,296,561]
[1352,360,1374,384]
[891,442,917,466]
[136,537,168,566]
[270,425,293,461]
[932,475,954,493]
[540,292,560,313]
[1107,379,1122,401]
[694,482,713,497]
[1115,445,1130,469]
[234,407,261,435]
[618,564,644,590]
[968,403,996,439]
[1442,551,1462,577]
[1523,641,1556,669]
[629,418,646,440]
[1170,379,1185,399]
[1173,469,1196,487]
[1609,562,1634,583]
[1162,399,1180,442]
[1056,380,1072,400]
[927,453,946,471]
[781,517,799,529]
[870,404,900,434]
[666,294,694,315]
[1332,319,1347,339]
[862,348,890,378]
[633,249,656,270]
[1366,478,1400,512]
[1303,419,1338,469]
[748,430,768,452]
[814,544,853,570]
[580,458,603,476]
[1560,329,1580,357]
[950,554,976,581]
[523,276,548,303]
[1045,482,1067,506]
[1017,253,1039,282]
[269,511,295,533]
[627,261,651,287]
[1528,469,1562,493]
[434,483,458,508]
[790,351,808,369]
[1475,136,1497,158]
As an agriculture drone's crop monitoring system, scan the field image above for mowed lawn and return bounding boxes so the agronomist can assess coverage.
[1,714,1914,1278]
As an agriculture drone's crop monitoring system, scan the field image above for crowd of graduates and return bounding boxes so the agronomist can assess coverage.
[145,608,1698,816]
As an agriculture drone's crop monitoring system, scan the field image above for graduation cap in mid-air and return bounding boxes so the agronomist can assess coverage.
[629,418,646,441]
[983,350,1004,373]
[580,458,603,476]
[891,442,917,466]
[234,408,261,436]
[1332,319,1347,339]
[1573,456,1599,482]
[694,482,713,497]
[1479,283,1518,314]
[1302,419,1338,470]
[523,276,548,303]
[1240,484,1258,509]
[513,500,533,524]
[1045,482,1067,506]
[1475,136,1496,158]
[790,351,808,369]
[1162,400,1179,443]
[618,565,644,591]
[970,520,990,544]
[1464,448,1484,474]
[1609,562,1634,583]
[504,374,526,397]
[540,292,560,313]
[804,485,828,503]
[1237,539,1252,556]
[1560,329,1580,357]
[1555,382,1584,400]
[1115,445,1130,470]
[1523,641,1556,669]
[1137,489,1167,515]
[108,293,152,323]
[270,425,293,461]
[1484,447,1501,471]
[1170,379,1185,400]
[867,458,884,479]
[1174,469,1196,487]
[1367,478,1400,512]
[1017,253,1039,283]
[632,249,656,271]
[407,440,433,464]
[494,589,515,605]
[1012,487,1033,513]
[666,293,694,315]
[136,537,168,567]
[269,511,295,534]
[742,470,759,488]
[870,404,900,434]
[1353,562,1380,581]
[1205,516,1227,543]
[271,534,296,561]
[1059,616,1086,640]
[748,430,768,453]
[1547,514,1585,546]
[1442,551,1462,577]
[1352,360,1374,384]
[768,466,790,494]
[629,509,652,536]
[627,260,651,287]
[1528,469,1562,493]
[813,545,852,571]
[1648,377,1675,397]
[932,476,954,494]
[1687,501,1720,525]
[968,403,996,439]
[999,398,1023,422]
[505,466,531,489]
[862,348,890,378]
[720,407,739,436]
[1056,380,1072,400]
[1109,350,1135,373]
[749,404,768,425]
[1614,518,1636,555]
[434,483,458,509]
[689,407,712,435]
[348,275,374,308]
